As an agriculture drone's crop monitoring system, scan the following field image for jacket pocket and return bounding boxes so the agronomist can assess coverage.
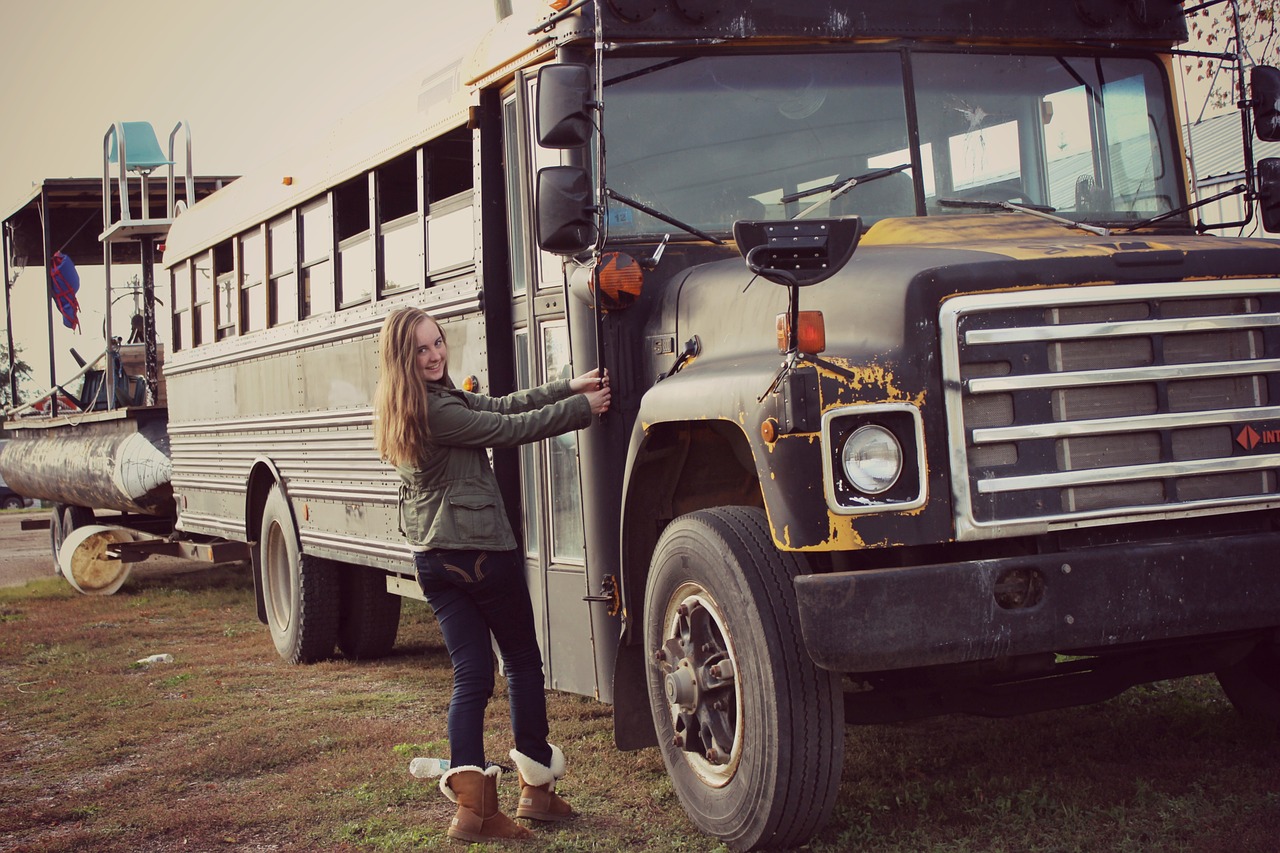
[445,491,498,543]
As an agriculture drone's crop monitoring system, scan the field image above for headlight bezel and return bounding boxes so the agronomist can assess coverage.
[821,404,927,514]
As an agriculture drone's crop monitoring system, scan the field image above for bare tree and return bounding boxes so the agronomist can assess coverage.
[1185,0,1279,110]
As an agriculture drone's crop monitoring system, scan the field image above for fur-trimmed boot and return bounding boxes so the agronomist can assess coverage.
[510,744,575,822]
[440,765,533,843]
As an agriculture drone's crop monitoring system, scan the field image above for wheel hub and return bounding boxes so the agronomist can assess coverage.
[654,588,741,781]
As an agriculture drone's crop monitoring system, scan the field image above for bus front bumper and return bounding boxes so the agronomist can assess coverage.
[792,529,1280,673]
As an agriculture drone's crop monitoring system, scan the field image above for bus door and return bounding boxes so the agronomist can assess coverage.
[500,75,598,697]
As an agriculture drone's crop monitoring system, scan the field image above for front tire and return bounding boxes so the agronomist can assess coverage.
[1216,632,1280,728]
[259,484,339,663]
[643,506,843,851]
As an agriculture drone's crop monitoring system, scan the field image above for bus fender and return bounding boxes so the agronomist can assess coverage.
[244,456,287,625]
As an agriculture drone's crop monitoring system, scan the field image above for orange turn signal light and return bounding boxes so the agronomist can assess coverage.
[776,311,826,354]
[593,252,644,311]
[549,0,571,9]
[461,375,480,393]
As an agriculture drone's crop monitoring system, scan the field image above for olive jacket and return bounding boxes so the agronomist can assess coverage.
[395,378,592,551]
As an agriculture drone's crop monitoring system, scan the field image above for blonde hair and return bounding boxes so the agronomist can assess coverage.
[373,307,445,466]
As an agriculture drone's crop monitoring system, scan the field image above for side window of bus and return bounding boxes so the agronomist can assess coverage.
[300,197,335,317]
[240,226,267,333]
[171,260,191,352]
[425,127,474,281]
[193,250,214,346]
[269,213,298,326]
[378,151,422,296]
[214,241,235,341]
[336,173,373,308]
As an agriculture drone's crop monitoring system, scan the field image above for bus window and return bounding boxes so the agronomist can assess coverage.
[336,174,372,307]
[425,127,474,279]
[300,197,334,317]
[171,260,191,352]
[542,322,585,562]
[503,94,529,297]
[269,213,298,326]
[378,151,422,295]
[239,227,267,333]
[214,241,235,341]
[193,250,213,346]
[515,328,539,556]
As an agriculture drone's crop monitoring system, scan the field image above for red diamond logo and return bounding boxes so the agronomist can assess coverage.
[1237,425,1261,450]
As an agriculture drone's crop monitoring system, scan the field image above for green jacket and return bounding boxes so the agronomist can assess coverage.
[395,378,592,551]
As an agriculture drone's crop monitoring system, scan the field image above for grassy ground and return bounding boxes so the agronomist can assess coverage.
[1,565,1277,852]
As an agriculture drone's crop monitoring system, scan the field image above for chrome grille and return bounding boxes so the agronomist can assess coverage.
[940,281,1280,537]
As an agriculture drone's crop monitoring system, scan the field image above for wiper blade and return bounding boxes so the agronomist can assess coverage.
[781,163,910,205]
[606,188,725,244]
[1120,184,1245,232]
[938,197,1112,236]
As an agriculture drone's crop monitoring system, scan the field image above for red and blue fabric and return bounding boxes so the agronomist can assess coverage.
[50,252,80,331]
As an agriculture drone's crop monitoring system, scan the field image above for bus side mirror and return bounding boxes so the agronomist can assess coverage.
[537,166,597,255]
[537,63,594,149]
[1257,158,1280,233]
[1252,66,1280,142]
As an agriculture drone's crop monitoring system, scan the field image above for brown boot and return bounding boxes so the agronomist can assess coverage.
[440,765,533,843]
[510,745,575,822]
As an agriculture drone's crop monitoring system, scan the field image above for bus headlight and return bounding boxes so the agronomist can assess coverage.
[840,425,903,494]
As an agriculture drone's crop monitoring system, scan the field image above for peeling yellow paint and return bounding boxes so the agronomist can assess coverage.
[811,355,927,409]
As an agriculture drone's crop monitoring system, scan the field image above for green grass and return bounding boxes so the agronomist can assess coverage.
[0,563,1277,851]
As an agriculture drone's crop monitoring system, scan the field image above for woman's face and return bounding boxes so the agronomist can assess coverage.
[413,318,448,383]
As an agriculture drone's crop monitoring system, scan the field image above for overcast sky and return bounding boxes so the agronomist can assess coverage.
[0,0,494,392]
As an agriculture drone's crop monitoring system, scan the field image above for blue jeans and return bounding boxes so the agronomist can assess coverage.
[414,548,553,769]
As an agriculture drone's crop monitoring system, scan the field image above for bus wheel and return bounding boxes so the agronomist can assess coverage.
[1216,633,1280,727]
[50,504,95,576]
[643,506,843,851]
[337,564,402,660]
[259,484,339,664]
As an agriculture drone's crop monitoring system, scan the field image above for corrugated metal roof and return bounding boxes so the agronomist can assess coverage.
[1184,111,1280,187]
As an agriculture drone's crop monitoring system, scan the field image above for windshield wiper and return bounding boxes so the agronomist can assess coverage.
[781,164,911,219]
[606,188,725,244]
[1120,184,1245,232]
[938,197,1112,236]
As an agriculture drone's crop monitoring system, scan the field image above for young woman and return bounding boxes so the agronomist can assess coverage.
[373,307,610,843]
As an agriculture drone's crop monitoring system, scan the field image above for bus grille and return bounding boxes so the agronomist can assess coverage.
[941,280,1280,533]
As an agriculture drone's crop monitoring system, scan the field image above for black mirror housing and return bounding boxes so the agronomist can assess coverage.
[536,166,597,255]
[1257,158,1280,233]
[537,63,594,149]
[1252,66,1280,142]
[733,218,862,287]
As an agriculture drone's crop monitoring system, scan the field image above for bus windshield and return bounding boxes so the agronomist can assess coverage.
[602,51,1184,237]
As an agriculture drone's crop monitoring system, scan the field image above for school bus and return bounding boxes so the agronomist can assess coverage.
[9,1,1280,848]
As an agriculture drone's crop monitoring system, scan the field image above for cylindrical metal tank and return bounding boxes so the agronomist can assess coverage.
[0,415,172,516]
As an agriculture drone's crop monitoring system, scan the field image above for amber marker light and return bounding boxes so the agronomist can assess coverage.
[776,311,826,354]
[549,0,571,8]
[761,418,779,444]
[594,252,644,311]
[461,375,480,393]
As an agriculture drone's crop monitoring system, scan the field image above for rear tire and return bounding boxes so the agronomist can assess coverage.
[643,506,843,851]
[1216,633,1280,728]
[1,495,24,510]
[337,563,402,660]
[50,504,95,576]
[259,484,339,664]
